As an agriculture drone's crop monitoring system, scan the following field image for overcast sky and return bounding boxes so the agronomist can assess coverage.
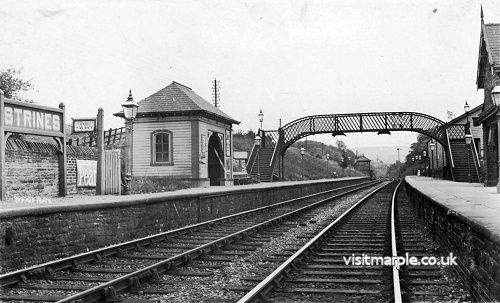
[1,0,498,151]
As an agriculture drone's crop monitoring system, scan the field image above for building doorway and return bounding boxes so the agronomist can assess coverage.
[208,133,224,186]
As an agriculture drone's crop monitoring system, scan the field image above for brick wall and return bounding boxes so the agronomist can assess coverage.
[405,182,500,301]
[66,145,98,196]
[0,177,368,273]
[5,138,98,200]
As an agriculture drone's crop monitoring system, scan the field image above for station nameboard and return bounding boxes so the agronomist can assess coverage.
[72,118,96,133]
[3,98,64,137]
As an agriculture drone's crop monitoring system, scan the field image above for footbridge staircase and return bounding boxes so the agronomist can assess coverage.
[247,112,481,183]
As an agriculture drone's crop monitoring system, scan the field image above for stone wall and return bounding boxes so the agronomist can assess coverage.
[0,177,368,273]
[405,181,500,301]
[5,140,59,200]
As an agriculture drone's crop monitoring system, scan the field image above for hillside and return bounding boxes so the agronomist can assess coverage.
[234,131,367,180]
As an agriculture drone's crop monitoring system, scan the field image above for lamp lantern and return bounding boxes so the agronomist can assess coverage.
[492,86,500,106]
[300,147,305,156]
[258,109,264,129]
[255,135,261,147]
[121,90,139,120]
[465,133,473,145]
[464,101,470,113]
[430,142,436,151]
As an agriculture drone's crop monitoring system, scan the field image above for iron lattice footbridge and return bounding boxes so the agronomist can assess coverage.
[247,112,477,182]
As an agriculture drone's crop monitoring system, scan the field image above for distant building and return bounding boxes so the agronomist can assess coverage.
[115,81,239,187]
[473,12,500,187]
[354,155,371,176]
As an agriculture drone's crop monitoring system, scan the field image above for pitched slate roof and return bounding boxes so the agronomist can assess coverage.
[484,24,500,65]
[448,104,482,124]
[356,155,371,162]
[477,22,500,88]
[116,82,239,124]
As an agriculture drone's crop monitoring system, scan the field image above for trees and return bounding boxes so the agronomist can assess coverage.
[0,67,33,101]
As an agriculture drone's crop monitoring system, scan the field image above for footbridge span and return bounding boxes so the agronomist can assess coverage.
[246,112,477,182]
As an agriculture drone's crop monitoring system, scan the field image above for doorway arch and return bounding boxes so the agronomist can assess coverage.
[208,133,224,186]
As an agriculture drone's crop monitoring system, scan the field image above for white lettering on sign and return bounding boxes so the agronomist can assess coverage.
[73,120,96,132]
[76,160,97,187]
[4,106,63,133]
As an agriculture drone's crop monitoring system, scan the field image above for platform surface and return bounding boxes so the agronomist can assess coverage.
[405,176,500,240]
[0,177,366,216]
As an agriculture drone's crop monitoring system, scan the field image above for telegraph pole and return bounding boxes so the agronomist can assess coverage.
[212,78,220,108]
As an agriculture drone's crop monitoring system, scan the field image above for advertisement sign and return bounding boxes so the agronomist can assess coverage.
[73,119,96,133]
[77,160,97,187]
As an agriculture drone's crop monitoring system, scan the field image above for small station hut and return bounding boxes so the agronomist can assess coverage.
[354,155,371,176]
[115,81,239,187]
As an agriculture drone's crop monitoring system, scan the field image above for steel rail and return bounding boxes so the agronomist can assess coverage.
[55,180,381,302]
[0,179,377,288]
[236,181,392,303]
[391,180,403,303]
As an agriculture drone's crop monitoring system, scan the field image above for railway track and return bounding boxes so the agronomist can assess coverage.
[238,180,398,303]
[395,186,469,302]
[238,180,469,303]
[0,180,380,302]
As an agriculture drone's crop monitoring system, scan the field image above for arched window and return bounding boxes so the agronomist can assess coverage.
[151,130,173,165]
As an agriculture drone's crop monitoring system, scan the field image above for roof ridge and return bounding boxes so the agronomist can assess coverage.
[172,81,192,90]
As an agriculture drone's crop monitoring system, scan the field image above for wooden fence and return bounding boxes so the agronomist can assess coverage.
[104,149,121,194]
[67,127,126,147]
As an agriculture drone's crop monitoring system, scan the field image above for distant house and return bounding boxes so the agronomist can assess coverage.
[115,81,239,187]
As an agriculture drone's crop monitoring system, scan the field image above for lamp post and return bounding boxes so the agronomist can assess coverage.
[430,142,436,178]
[255,135,261,182]
[465,133,472,183]
[412,157,415,175]
[326,153,330,178]
[341,157,345,177]
[492,86,500,192]
[121,90,139,195]
[300,147,305,180]
[258,109,264,131]
[423,150,427,176]
[464,101,472,183]
[416,155,421,175]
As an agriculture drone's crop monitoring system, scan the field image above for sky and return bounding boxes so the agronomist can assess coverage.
[1,0,499,154]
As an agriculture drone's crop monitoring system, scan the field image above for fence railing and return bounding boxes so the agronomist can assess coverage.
[446,124,466,140]
[67,127,126,147]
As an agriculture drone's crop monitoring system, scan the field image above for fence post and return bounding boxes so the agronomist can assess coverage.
[96,108,105,195]
[58,103,67,197]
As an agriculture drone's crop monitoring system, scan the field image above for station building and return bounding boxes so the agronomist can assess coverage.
[115,81,239,188]
[474,13,500,187]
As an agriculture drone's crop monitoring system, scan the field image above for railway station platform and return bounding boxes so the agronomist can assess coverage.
[404,176,500,300]
[405,176,500,239]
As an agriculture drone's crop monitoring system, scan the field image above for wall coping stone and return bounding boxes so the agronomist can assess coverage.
[405,176,500,245]
[0,177,368,219]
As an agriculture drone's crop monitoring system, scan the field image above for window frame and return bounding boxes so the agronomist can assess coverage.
[150,130,173,166]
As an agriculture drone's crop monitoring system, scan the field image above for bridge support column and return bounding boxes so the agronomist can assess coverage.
[280,153,285,181]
